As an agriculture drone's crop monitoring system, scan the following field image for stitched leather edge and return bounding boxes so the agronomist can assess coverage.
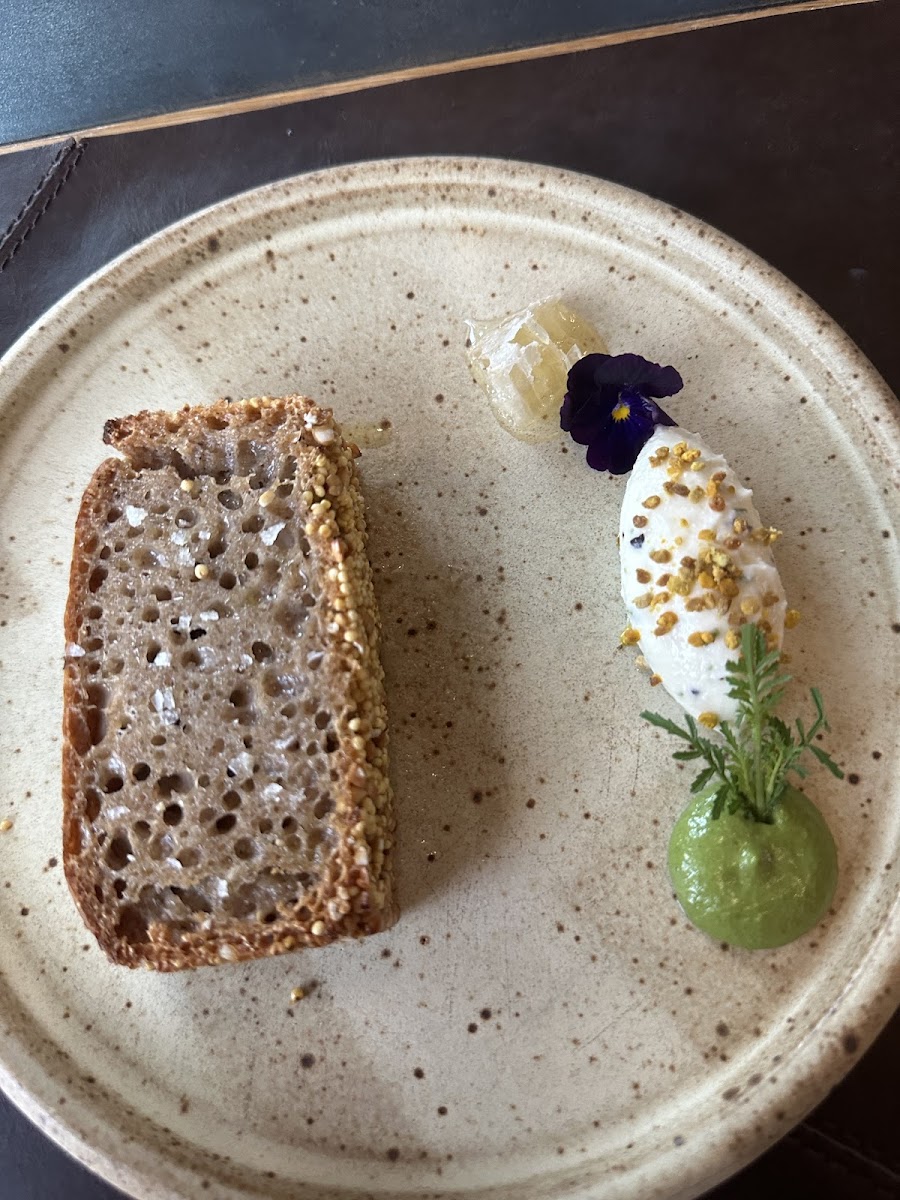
[0,139,84,273]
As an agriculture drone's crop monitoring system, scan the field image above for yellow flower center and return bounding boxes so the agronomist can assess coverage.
[612,402,631,422]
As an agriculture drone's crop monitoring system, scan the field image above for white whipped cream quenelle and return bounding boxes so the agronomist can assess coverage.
[619,426,790,726]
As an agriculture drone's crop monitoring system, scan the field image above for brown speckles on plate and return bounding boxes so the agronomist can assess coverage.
[841,1031,860,1055]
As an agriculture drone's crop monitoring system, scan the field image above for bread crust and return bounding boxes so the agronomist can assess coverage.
[63,395,395,970]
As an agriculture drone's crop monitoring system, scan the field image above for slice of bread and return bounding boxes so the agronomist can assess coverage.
[63,395,395,970]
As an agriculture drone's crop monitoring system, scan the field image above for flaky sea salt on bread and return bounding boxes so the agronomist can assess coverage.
[63,395,395,970]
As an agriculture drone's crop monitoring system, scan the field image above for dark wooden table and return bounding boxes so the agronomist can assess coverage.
[0,0,860,147]
[0,2,897,1196]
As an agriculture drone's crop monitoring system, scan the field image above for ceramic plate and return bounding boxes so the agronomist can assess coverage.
[0,158,897,1200]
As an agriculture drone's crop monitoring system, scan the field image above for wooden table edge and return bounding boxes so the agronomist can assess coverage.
[0,0,874,156]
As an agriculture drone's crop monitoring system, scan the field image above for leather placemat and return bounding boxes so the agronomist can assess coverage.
[0,2,897,1197]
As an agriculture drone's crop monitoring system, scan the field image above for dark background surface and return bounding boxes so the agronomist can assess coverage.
[0,0,859,145]
[0,1,898,1197]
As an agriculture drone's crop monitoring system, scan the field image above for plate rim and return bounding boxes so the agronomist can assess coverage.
[0,153,897,1200]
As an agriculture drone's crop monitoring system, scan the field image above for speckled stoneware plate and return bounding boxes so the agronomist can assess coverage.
[0,157,898,1200]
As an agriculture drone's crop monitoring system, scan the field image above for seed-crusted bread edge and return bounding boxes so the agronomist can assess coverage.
[63,395,396,971]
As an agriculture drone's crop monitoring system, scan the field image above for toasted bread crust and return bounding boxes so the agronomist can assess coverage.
[63,395,395,970]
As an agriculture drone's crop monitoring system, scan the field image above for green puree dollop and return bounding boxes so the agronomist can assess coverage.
[668,784,837,949]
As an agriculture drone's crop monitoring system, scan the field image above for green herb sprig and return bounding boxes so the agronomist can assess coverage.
[641,624,843,823]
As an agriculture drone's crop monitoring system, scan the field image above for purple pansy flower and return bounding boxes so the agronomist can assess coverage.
[560,353,683,474]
